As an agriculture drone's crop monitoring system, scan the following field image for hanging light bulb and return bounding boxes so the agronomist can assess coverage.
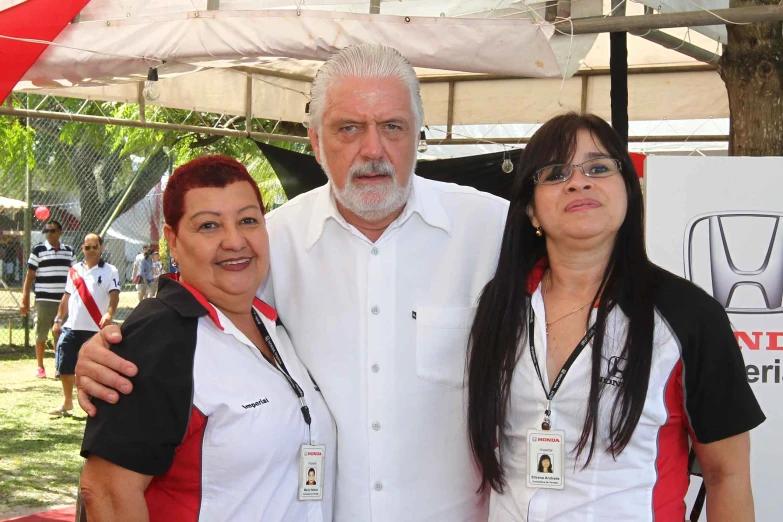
[302,102,311,129]
[501,152,514,174]
[143,67,161,102]
[417,129,428,153]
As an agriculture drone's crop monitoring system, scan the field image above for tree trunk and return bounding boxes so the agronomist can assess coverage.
[718,0,783,156]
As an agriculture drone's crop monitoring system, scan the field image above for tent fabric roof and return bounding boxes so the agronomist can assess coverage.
[0,196,27,209]
[5,0,730,125]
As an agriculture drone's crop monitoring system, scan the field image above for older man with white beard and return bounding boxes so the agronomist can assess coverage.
[75,43,509,522]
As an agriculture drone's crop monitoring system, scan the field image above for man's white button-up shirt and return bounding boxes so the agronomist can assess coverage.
[262,175,509,521]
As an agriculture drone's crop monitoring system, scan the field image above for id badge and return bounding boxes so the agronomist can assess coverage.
[298,444,326,501]
[526,428,565,489]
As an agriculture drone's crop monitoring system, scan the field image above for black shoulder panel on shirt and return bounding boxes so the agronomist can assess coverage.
[649,266,765,444]
[81,297,200,476]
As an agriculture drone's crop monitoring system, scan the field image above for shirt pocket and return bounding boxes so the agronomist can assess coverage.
[415,306,476,390]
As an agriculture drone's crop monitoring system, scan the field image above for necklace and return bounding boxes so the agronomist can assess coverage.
[543,272,593,330]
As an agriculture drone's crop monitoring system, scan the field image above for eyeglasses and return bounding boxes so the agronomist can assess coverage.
[83,245,100,251]
[43,228,59,234]
[534,157,622,185]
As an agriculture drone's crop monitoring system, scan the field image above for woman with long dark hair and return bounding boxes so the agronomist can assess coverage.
[468,113,764,521]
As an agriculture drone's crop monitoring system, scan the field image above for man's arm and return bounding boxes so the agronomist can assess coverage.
[693,432,755,522]
[80,455,152,522]
[99,291,120,329]
[76,326,136,416]
[52,293,69,338]
[19,268,35,316]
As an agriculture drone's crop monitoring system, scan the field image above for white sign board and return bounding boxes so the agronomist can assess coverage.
[645,156,782,521]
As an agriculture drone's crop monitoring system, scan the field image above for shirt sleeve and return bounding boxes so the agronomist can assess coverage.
[81,301,199,475]
[27,248,39,270]
[109,267,121,292]
[64,273,75,295]
[680,291,765,444]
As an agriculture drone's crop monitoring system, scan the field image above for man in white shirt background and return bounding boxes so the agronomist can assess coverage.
[75,44,509,521]
[130,244,149,301]
[51,232,120,416]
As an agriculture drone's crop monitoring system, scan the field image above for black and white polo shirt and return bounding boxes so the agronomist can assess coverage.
[81,276,337,522]
[491,265,765,522]
[27,240,75,302]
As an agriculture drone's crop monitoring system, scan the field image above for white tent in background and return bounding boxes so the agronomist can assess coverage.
[4,0,732,133]
[0,196,27,209]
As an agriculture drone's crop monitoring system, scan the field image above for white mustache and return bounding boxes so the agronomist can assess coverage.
[348,160,396,179]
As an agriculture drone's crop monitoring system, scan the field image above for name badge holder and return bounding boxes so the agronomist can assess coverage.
[525,304,597,490]
[253,311,325,501]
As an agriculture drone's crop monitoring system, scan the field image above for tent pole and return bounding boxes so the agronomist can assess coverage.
[610,0,629,145]
[370,0,380,14]
[0,107,310,144]
[568,5,783,34]
[23,95,31,350]
[426,135,728,145]
[634,29,720,65]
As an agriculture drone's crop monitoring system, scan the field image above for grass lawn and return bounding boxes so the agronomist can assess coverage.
[0,289,144,517]
[0,349,84,518]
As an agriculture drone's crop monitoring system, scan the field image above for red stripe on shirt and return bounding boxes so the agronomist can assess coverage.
[653,359,690,520]
[162,273,223,330]
[145,407,207,522]
[253,296,278,322]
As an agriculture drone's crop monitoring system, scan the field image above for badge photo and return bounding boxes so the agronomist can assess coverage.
[526,429,565,489]
[298,444,326,501]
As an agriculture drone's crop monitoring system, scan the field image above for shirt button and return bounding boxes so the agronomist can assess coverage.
[374,481,383,491]
[371,306,380,315]
[372,421,381,431]
[371,363,380,373]
[371,246,380,255]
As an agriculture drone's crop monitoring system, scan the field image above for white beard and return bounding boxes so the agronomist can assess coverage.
[318,135,413,222]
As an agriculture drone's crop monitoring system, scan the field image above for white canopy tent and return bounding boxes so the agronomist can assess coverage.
[2,0,736,131]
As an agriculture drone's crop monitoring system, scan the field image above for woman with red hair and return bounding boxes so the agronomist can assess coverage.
[79,155,336,521]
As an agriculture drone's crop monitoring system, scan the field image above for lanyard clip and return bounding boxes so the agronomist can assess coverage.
[300,397,312,426]
[542,400,552,430]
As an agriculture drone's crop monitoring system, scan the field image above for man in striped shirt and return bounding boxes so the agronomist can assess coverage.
[20,220,76,378]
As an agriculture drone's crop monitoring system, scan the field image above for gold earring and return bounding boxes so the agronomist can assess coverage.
[535,227,543,237]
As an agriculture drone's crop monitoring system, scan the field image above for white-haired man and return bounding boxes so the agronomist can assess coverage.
[75,43,509,522]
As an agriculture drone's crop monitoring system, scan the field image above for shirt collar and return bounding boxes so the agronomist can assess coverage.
[156,274,278,330]
[525,257,632,315]
[44,240,60,251]
[80,260,105,271]
[304,175,452,250]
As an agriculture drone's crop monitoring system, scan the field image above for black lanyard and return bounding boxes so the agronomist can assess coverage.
[528,304,596,430]
[251,310,312,433]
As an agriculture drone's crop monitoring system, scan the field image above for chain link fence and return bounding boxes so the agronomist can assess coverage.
[0,94,293,348]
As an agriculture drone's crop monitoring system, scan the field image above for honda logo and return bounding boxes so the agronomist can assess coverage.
[684,212,783,314]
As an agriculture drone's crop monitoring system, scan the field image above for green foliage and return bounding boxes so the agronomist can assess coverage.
[0,116,36,195]
[0,95,296,231]
[158,236,170,273]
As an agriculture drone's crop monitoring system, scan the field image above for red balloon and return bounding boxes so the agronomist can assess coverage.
[34,206,50,221]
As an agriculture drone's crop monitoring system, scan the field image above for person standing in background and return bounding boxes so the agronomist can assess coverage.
[50,232,120,416]
[138,251,155,300]
[150,251,162,296]
[130,245,149,301]
[20,219,75,378]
